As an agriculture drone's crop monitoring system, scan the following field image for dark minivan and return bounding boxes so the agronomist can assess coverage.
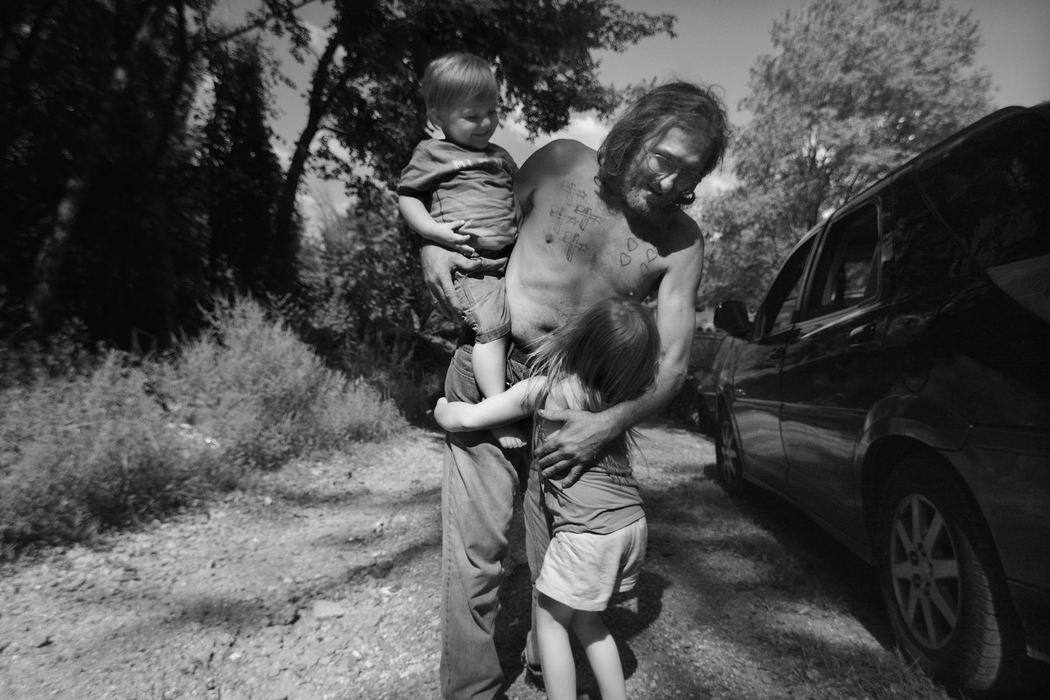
[708,104,1049,697]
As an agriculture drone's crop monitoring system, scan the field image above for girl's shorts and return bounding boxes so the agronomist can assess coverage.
[535,517,647,612]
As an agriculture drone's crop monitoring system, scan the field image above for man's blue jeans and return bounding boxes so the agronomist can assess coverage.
[440,344,547,699]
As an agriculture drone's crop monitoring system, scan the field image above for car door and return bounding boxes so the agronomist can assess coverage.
[778,202,891,540]
[728,235,815,488]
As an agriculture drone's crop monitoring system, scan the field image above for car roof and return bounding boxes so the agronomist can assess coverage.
[777,103,1049,268]
[831,103,1049,217]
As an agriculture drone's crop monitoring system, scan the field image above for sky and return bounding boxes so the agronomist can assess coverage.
[223,0,1050,224]
[493,0,1050,178]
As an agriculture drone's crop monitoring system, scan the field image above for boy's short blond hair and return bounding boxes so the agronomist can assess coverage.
[421,52,498,112]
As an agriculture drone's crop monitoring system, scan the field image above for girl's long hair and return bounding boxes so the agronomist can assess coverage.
[528,298,660,475]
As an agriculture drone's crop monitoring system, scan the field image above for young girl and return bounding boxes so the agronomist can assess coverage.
[434,297,659,700]
[399,52,522,450]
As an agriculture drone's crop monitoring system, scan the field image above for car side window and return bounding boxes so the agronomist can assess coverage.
[917,113,1049,269]
[753,236,814,337]
[802,204,880,319]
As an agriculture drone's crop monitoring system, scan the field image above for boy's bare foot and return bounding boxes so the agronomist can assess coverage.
[494,425,526,450]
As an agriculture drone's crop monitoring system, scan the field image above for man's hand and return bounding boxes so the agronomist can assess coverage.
[420,242,508,321]
[534,407,617,487]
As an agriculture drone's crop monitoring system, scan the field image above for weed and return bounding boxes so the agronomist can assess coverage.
[1,296,408,556]
[154,296,407,471]
[0,352,214,550]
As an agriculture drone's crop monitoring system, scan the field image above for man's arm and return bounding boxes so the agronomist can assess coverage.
[535,229,704,481]
[419,243,507,320]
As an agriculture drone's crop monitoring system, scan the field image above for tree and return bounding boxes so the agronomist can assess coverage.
[0,0,675,346]
[0,0,297,344]
[1,0,210,340]
[200,38,289,299]
[700,0,993,309]
[270,0,676,295]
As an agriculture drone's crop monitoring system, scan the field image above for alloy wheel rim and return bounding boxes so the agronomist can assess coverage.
[719,421,741,485]
[888,493,961,650]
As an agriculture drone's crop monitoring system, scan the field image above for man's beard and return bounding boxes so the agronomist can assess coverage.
[621,181,686,219]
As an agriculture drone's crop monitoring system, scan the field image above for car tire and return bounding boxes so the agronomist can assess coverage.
[715,410,746,497]
[876,454,1024,697]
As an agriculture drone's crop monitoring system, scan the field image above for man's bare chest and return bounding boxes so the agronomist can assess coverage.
[528,179,667,283]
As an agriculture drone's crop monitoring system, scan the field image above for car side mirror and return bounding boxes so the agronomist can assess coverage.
[714,300,752,338]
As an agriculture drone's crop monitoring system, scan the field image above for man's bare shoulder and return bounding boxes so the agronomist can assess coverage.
[643,211,704,261]
[522,139,595,175]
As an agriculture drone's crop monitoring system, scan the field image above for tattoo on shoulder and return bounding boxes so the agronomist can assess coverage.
[547,181,604,263]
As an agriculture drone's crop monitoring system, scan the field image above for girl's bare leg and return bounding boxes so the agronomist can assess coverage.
[536,592,578,700]
[572,610,626,700]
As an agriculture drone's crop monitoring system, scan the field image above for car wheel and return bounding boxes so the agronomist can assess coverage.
[876,454,1023,697]
[715,410,746,497]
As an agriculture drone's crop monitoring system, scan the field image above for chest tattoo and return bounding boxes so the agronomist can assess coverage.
[619,236,659,274]
[548,181,604,263]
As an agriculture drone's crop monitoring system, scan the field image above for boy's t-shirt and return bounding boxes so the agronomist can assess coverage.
[398,139,518,252]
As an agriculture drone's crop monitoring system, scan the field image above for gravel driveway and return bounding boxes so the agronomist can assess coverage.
[0,423,953,699]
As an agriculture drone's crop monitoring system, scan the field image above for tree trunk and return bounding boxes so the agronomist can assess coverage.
[26,2,162,330]
[270,31,344,296]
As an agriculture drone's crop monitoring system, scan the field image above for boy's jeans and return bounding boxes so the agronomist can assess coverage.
[439,344,543,699]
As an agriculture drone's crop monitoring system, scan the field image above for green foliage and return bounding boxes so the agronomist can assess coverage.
[273,0,677,251]
[157,296,408,471]
[0,296,407,555]
[701,0,993,309]
[292,184,448,424]
[1,1,209,341]
[0,352,214,550]
[324,0,676,187]
[0,1,296,346]
[297,186,425,345]
[0,320,98,390]
[200,38,290,298]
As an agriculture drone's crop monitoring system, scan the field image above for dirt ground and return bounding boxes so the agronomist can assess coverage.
[0,422,961,699]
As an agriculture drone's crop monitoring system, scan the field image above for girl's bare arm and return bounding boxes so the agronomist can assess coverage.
[434,377,547,431]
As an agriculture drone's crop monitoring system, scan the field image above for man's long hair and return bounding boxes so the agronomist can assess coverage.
[596,81,730,204]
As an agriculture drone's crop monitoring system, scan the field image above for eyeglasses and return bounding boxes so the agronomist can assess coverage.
[643,151,703,190]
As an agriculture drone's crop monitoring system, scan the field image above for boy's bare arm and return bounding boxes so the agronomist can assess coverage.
[398,195,474,255]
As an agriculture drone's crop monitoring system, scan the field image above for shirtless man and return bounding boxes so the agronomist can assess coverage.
[422,81,729,699]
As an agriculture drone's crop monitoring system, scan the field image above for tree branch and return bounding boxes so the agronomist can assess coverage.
[199,0,320,47]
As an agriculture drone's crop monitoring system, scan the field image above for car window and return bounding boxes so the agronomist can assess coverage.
[753,236,814,337]
[918,112,1049,270]
[802,204,879,319]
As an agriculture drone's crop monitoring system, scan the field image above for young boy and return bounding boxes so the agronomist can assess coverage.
[398,52,523,449]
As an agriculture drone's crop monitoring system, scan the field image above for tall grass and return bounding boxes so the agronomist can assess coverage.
[0,353,211,551]
[0,297,407,557]
[157,298,407,470]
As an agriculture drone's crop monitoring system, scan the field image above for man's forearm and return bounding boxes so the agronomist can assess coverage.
[601,364,686,435]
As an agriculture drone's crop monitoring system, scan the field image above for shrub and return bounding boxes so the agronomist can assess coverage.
[156,296,407,471]
[0,296,408,555]
[0,320,98,390]
[326,332,449,426]
[0,352,216,550]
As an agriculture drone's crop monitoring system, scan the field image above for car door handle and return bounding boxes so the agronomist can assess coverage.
[848,322,877,346]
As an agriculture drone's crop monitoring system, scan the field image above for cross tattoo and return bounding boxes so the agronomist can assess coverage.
[562,232,590,262]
